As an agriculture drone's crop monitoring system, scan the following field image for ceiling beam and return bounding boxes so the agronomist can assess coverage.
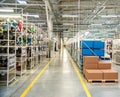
[0,3,45,6]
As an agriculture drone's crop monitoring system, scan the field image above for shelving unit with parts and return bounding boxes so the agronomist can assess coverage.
[15,21,27,76]
[112,39,120,65]
[16,46,27,76]
[26,24,36,70]
[32,26,39,69]
[38,32,48,62]
[0,24,16,86]
[27,46,35,70]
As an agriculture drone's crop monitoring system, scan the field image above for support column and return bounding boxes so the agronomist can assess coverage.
[45,1,53,58]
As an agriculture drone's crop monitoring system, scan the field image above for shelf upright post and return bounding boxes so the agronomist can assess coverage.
[45,1,53,58]
[77,0,80,67]
[7,24,9,86]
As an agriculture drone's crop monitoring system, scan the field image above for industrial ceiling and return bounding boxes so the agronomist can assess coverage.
[0,0,120,39]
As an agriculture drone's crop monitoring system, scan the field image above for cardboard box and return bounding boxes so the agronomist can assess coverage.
[84,63,98,69]
[98,61,111,69]
[101,70,118,80]
[83,56,99,64]
[85,69,103,80]
[83,66,86,74]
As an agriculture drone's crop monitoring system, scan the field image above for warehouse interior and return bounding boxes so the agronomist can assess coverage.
[0,0,120,97]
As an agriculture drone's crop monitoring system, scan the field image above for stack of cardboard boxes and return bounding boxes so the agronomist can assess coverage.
[83,56,118,82]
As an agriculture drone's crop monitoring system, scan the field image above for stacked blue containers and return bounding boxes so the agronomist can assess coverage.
[81,40,104,56]
[81,40,94,56]
[93,41,104,56]
[80,40,105,65]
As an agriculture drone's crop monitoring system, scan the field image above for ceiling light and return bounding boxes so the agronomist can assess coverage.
[91,24,102,26]
[0,9,14,12]
[62,14,78,18]
[100,15,120,18]
[0,14,21,18]
[63,23,74,25]
[17,0,27,4]
[23,14,39,18]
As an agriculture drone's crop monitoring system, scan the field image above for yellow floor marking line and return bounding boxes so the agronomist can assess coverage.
[67,51,92,97]
[20,57,55,97]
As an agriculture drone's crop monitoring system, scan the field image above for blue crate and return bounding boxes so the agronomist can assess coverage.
[93,50,104,56]
[93,41,105,49]
[81,40,94,49]
[100,57,111,60]
[82,49,93,56]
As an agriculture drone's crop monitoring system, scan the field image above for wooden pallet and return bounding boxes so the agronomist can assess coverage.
[87,79,118,83]
[102,80,118,83]
[88,80,103,83]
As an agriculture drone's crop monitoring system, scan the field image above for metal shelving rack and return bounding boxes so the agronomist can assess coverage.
[38,32,48,61]
[33,25,39,68]
[16,45,27,76]
[37,31,42,63]
[26,24,36,70]
[16,18,27,76]
[112,39,120,65]
[0,24,16,86]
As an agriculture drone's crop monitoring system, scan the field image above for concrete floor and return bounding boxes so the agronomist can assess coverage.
[0,48,120,97]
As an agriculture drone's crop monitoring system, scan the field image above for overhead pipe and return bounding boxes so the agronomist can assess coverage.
[83,0,109,22]
[0,3,45,6]
[0,0,6,3]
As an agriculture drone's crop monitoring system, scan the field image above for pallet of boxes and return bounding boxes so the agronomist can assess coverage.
[83,56,118,83]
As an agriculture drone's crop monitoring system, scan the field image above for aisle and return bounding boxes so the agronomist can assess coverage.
[19,48,85,97]
[1,48,120,97]
[5,48,85,97]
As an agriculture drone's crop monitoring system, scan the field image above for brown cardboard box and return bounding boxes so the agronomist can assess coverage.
[83,56,99,64]
[84,63,98,69]
[98,61,111,69]
[101,70,118,80]
[83,66,86,74]
[85,69,103,80]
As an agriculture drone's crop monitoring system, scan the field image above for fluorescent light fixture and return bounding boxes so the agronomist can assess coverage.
[91,24,102,26]
[63,23,74,25]
[39,22,46,25]
[0,9,14,12]
[17,0,27,4]
[0,14,21,18]
[100,15,120,18]
[23,14,39,18]
[62,14,78,18]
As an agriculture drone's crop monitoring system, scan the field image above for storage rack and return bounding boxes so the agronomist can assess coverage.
[25,23,39,70]
[16,27,27,76]
[26,24,35,70]
[38,32,48,62]
[0,24,16,86]
[16,46,27,76]
[32,25,39,69]
[112,39,120,65]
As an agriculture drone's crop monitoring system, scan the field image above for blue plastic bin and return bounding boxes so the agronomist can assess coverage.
[93,49,104,56]
[81,41,93,49]
[93,41,105,49]
[82,49,93,56]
